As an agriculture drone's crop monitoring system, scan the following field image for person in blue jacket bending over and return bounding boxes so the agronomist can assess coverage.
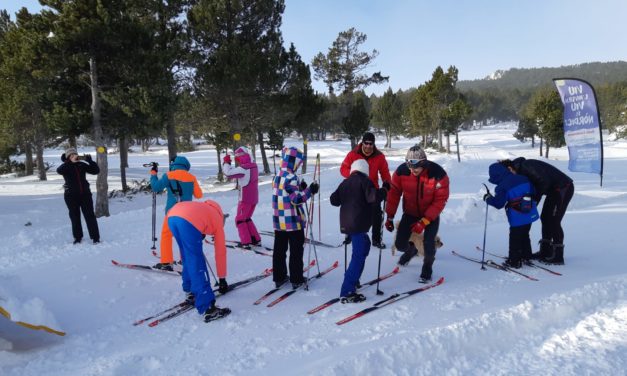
[483,162,539,269]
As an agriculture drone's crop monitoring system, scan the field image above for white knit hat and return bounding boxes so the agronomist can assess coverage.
[65,148,78,158]
[350,159,369,176]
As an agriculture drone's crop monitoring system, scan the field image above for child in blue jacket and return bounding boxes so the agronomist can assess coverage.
[484,162,539,268]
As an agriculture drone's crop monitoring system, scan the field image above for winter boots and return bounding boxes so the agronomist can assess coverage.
[541,244,565,265]
[503,258,522,269]
[291,281,304,290]
[419,255,435,283]
[154,263,174,272]
[204,302,231,323]
[185,292,195,305]
[531,239,552,260]
[274,276,289,289]
[398,245,418,266]
[340,292,366,304]
[372,240,386,249]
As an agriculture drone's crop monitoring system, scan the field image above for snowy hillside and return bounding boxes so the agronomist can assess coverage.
[1,123,626,375]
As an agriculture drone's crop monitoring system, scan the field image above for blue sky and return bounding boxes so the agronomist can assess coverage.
[4,0,626,95]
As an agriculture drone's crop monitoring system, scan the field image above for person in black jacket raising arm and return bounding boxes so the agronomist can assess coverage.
[330,159,389,303]
[500,158,574,265]
[57,148,101,244]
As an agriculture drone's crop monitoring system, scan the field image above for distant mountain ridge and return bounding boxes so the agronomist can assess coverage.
[458,61,627,91]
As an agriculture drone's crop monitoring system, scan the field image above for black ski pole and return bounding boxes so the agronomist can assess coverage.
[143,162,159,251]
[480,183,490,270]
[151,191,157,250]
[202,244,219,286]
[376,198,386,295]
[344,236,348,273]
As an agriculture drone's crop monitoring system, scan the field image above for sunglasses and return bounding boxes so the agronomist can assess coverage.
[363,141,374,146]
[406,159,426,168]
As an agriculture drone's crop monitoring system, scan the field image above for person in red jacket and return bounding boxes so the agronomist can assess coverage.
[385,145,450,283]
[340,132,391,248]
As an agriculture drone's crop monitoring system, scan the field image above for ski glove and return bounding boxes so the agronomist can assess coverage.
[483,192,493,201]
[411,218,431,234]
[309,182,319,195]
[61,153,67,163]
[223,154,231,165]
[382,181,391,191]
[218,278,229,294]
[385,219,395,232]
[85,154,92,162]
[151,164,158,175]
[299,180,307,191]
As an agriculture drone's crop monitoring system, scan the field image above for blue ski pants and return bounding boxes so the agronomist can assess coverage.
[340,233,371,297]
[168,216,215,314]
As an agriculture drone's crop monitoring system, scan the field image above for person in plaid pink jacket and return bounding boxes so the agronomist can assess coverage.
[271,147,319,289]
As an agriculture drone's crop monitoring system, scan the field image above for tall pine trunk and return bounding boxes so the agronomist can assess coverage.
[24,142,34,176]
[257,131,270,174]
[455,131,461,162]
[90,57,109,217]
[302,138,308,174]
[166,116,177,161]
[36,140,46,181]
[119,135,128,192]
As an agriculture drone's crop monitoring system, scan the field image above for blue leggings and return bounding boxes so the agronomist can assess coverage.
[168,216,216,314]
[340,233,371,297]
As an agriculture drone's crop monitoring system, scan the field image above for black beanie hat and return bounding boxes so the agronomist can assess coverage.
[362,132,375,143]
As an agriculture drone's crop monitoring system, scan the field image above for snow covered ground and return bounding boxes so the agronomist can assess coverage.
[1,123,626,375]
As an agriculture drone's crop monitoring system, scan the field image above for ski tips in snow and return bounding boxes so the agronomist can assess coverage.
[335,277,444,325]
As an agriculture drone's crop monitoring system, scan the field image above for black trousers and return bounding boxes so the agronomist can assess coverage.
[394,214,440,258]
[64,191,100,241]
[371,199,383,244]
[272,229,305,284]
[540,183,574,245]
[509,223,532,261]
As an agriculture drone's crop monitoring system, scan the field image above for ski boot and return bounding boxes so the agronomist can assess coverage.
[419,255,435,283]
[204,302,231,323]
[340,292,366,304]
[541,244,564,265]
[398,245,418,266]
[531,239,552,260]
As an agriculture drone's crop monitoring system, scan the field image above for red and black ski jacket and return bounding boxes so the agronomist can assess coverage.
[340,143,391,189]
[385,161,450,222]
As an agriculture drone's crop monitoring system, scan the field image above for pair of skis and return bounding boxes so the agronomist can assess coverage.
[134,268,273,327]
[111,260,181,276]
[452,251,538,281]
[335,277,445,325]
[254,260,340,307]
[474,246,562,276]
[307,266,400,314]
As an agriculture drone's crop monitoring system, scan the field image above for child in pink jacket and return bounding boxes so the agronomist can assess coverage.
[222,146,261,247]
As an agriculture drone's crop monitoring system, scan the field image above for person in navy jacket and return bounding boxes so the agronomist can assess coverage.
[57,148,100,244]
[330,159,388,303]
[484,162,539,268]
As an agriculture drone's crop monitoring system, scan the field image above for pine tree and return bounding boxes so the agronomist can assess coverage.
[371,87,403,148]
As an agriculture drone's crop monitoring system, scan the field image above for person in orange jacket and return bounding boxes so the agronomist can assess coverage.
[150,156,203,270]
[166,200,231,322]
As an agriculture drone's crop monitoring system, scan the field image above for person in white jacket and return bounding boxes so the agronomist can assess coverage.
[222,146,261,247]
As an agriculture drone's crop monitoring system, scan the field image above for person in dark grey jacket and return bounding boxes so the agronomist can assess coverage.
[501,158,574,265]
[57,148,100,244]
[330,159,388,303]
